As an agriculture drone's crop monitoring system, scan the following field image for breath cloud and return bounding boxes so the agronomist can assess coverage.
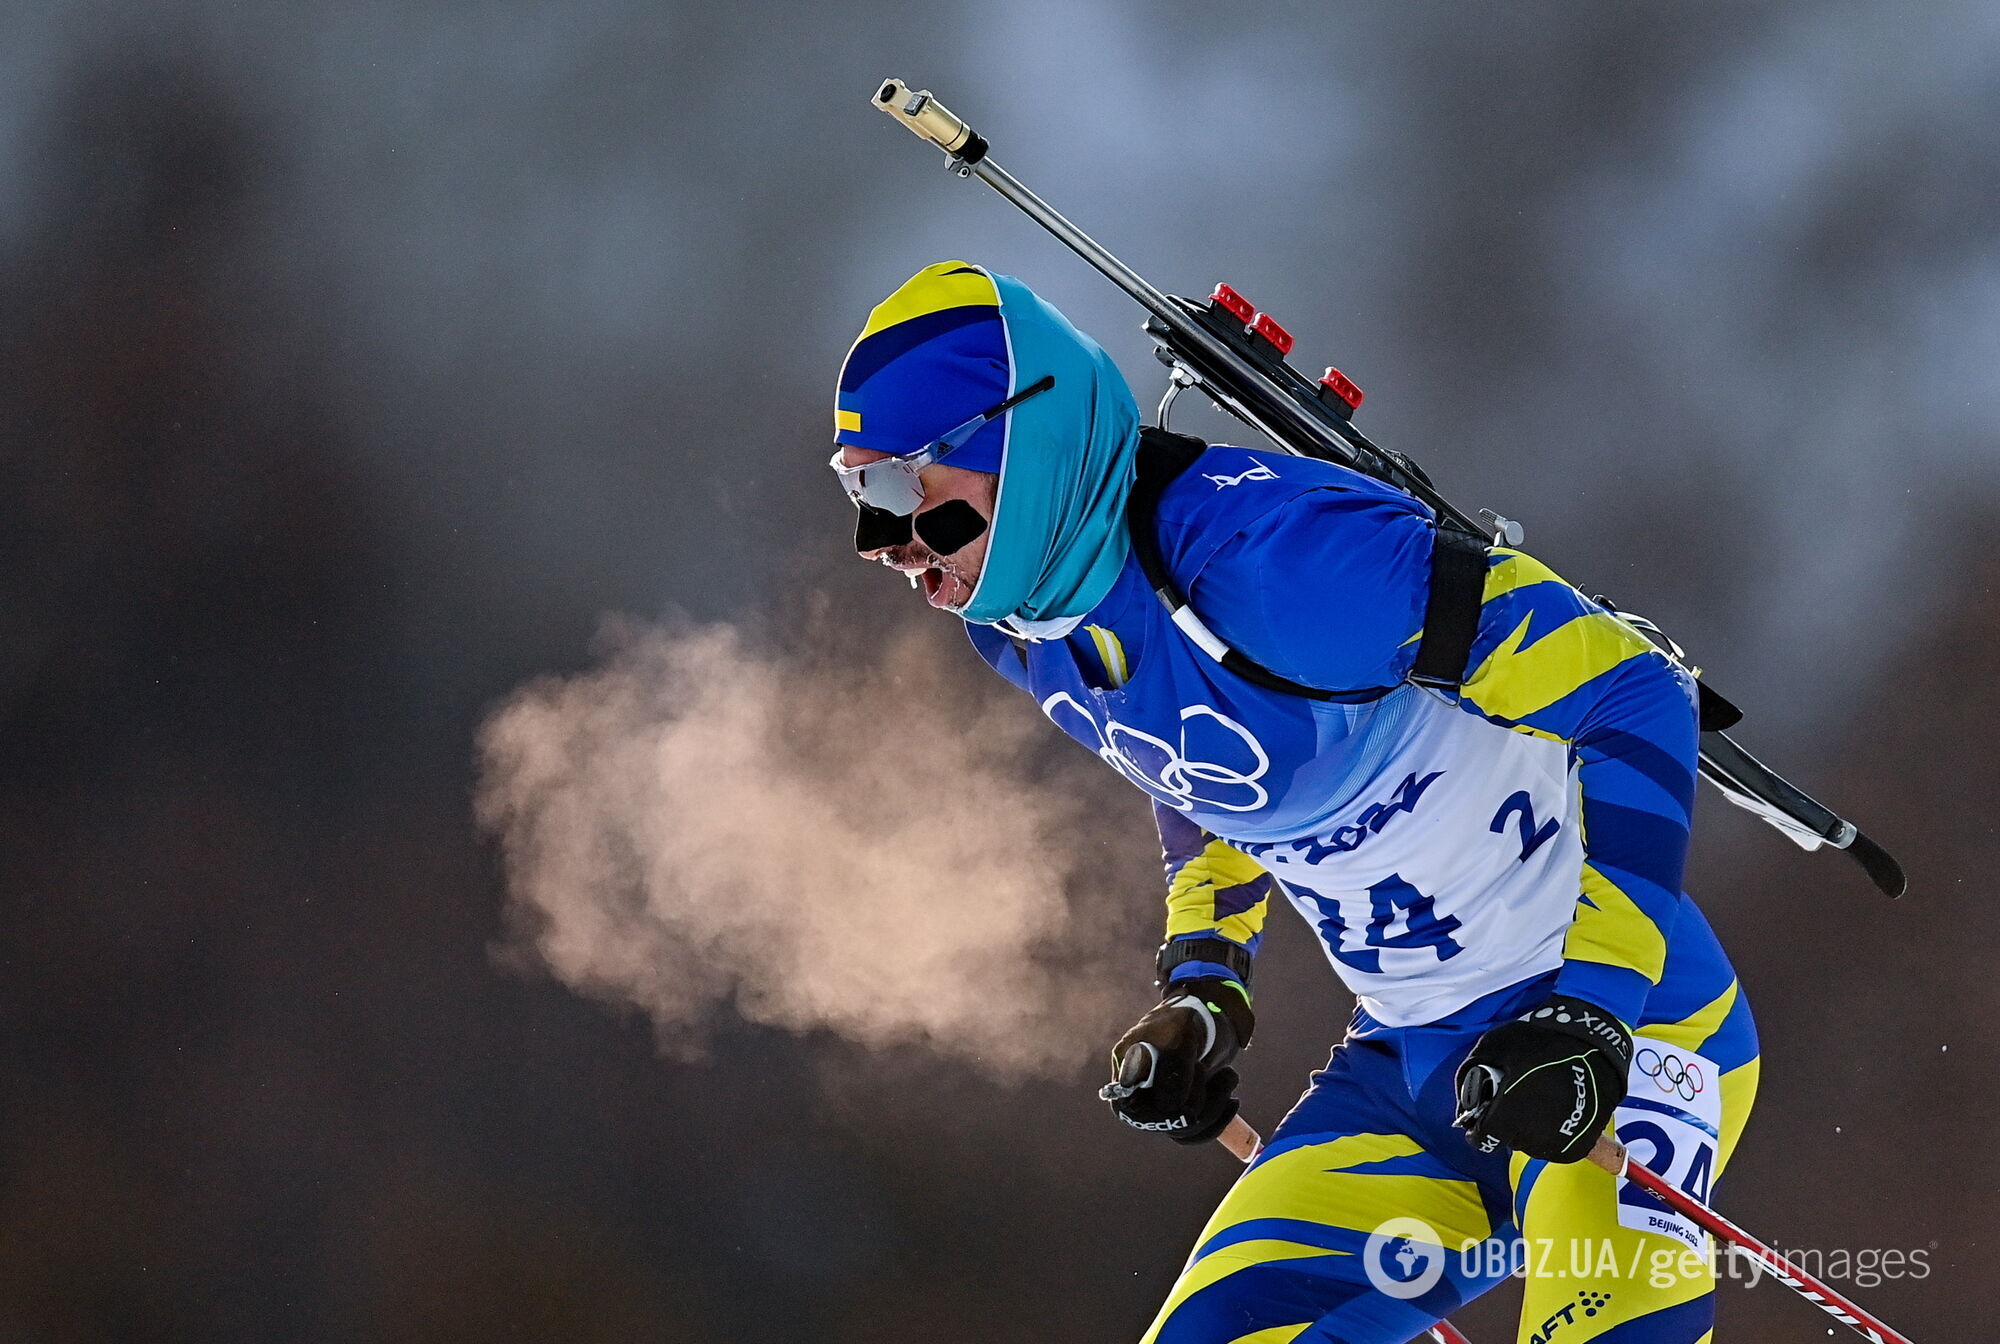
[475,616,1145,1080]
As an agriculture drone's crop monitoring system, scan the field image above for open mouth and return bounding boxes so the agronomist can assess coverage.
[883,551,963,609]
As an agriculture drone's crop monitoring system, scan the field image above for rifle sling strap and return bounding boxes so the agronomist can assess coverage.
[1126,427,1488,700]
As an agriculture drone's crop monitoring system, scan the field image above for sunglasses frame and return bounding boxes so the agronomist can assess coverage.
[829,374,1054,516]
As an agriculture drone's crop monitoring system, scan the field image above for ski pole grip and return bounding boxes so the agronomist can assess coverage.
[873,79,987,162]
[1217,1113,1262,1164]
[1098,1044,1156,1102]
[1589,1133,1628,1176]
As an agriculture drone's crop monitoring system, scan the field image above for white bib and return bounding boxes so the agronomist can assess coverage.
[1236,692,1585,1026]
[1610,1037,1726,1252]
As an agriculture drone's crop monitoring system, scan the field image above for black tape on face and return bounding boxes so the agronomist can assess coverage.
[912,498,990,556]
[854,502,913,553]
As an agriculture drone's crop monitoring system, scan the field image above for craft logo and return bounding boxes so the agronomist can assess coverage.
[1363,1217,1447,1300]
[1525,1291,1613,1344]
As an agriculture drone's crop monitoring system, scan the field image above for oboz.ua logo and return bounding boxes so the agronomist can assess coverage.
[1361,1217,1447,1300]
[1040,694,1270,813]
[1636,1048,1705,1102]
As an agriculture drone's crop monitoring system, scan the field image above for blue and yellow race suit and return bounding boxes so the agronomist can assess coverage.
[967,445,1757,1344]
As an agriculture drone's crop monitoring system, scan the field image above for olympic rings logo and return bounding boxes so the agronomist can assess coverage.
[1041,694,1271,813]
[1636,1047,1705,1101]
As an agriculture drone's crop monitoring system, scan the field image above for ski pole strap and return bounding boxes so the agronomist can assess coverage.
[1126,427,1488,698]
[1155,936,1254,987]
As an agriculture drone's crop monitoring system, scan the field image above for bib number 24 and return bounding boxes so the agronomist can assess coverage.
[1293,873,1465,974]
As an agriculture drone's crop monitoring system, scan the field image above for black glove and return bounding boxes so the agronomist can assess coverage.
[1100,977,1254,1145]
[1454,994,1632,1163]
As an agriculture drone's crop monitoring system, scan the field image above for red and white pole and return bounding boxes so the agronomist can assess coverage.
[1215,1118,1917,1344]
[1587,1136,1915,1344]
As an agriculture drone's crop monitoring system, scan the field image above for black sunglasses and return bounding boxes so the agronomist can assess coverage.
[848,375,1054,556]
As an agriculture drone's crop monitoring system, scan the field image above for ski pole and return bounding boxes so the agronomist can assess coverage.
[1582,1134,1916,1344]
[1218,1115,1914,1344]
[1216,1112,1260,1163]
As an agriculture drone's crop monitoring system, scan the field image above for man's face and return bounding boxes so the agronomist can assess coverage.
[838,445,999,611]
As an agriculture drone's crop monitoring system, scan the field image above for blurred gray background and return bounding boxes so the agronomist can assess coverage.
[2,1,1994,1339]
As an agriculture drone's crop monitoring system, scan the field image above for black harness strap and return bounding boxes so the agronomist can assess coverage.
[1125,427,1488,700]
[1127,429,1341,700]
[1410,526,1490,690]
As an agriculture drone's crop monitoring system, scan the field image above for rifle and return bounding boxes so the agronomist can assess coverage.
[871,78,1905,898]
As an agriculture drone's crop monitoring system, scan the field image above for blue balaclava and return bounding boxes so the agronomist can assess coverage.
[834,261,1142,635]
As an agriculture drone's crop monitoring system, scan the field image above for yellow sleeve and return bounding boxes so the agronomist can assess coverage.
[1153,802,1272,978]
[1453,548,1700,1024]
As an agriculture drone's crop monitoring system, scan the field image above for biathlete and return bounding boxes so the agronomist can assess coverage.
[829,260,1757,1344]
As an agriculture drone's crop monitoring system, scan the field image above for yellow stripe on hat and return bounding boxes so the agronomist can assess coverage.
[834,409,861,433]
[858,261,999,342]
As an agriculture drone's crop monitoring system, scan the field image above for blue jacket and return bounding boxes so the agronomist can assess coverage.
[968,444,1708,1031]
